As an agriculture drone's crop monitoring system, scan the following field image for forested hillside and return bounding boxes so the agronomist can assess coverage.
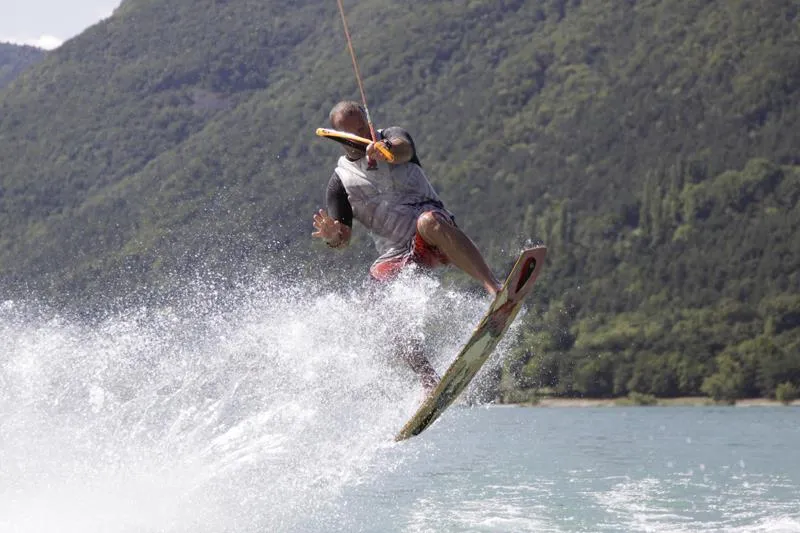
[0,43,45,89]
[1,0,798,400]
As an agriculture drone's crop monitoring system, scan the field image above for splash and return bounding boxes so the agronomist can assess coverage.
[0,271,503,532]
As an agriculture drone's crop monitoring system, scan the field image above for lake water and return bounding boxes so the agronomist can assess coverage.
[2,276,799,532]
[339,406,800,533]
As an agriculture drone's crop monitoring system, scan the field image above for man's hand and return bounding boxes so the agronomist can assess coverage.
[312,209,351,248]
[366,140,394,162]
[367,136,413,164]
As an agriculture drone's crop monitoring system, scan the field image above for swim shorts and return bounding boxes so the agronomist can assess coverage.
[369,211,454,282]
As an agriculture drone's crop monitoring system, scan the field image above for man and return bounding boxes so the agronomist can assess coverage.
[312,101,501,390]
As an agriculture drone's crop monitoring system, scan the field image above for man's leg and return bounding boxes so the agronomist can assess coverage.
[369,258,439,392]
[398,337,439,393]
[416,211,502,296]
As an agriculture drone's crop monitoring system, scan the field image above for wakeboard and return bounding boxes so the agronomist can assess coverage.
[395,246,547,441]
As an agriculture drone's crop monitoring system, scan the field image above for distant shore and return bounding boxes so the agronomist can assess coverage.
[509,396,800,407]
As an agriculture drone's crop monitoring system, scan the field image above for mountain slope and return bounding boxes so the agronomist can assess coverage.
[0,43,45,89]
[0,0,798,398]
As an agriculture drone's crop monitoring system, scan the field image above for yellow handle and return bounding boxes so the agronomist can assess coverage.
[315,128,395,163]
[373,141,395,163]
[316,127,370,145]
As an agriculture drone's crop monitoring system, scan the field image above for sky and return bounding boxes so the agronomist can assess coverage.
[0,0,121,50]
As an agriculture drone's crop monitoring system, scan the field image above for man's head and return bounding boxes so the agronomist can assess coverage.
[329,101,371,159]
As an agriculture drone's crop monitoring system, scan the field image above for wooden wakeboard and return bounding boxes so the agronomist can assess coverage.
[395,246,547,441]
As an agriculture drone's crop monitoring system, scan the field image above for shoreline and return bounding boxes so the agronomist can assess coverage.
[505,397,800,408]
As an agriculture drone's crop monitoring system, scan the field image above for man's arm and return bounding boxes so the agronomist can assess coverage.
[367,127,421,166]
[311,173,353,248]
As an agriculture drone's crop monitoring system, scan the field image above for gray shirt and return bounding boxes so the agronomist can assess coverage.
[325,127,451,261]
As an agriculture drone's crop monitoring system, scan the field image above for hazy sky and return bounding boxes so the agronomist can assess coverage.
[0,0,121,49]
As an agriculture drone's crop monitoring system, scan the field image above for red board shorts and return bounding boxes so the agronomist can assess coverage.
[369,210,454,282]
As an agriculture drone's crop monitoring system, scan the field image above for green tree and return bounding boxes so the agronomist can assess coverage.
[702,354,745,403]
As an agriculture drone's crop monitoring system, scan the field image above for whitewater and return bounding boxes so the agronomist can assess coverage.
[0,271,501,532]
[3,270,800,533]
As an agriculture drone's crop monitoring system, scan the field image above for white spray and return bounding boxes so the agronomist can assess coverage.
[0,270,515,532]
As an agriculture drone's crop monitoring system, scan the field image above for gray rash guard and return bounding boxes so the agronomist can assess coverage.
[325,127,453,263]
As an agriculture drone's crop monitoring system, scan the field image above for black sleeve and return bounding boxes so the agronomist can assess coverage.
[326,172,353,227]
[380,126,422,166]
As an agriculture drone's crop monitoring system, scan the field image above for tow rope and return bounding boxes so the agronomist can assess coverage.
[332,0,394,162]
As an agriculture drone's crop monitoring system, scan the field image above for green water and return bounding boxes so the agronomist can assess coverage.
[329,406,800,533]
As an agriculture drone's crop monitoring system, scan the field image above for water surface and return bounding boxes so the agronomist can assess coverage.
[2,278,798,532]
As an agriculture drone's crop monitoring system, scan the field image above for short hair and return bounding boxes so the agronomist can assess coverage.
[329,100,366,125]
